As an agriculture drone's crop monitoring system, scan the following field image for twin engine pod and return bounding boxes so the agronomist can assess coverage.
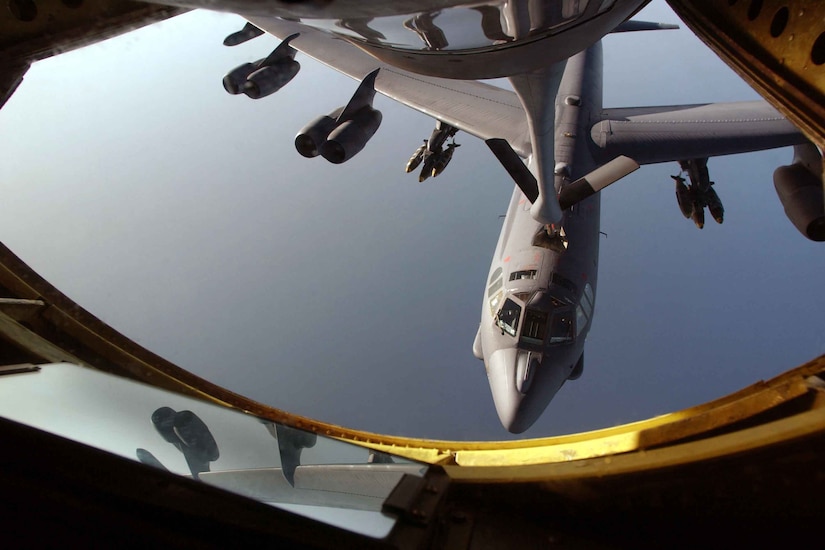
[222,33,301,100]
[294,69,383,164]
[224,45,382,166]
[773,143,825,241]
[223,59,300,99]
[295,106,382,164]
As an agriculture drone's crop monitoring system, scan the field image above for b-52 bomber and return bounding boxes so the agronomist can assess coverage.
[188,0,824,432]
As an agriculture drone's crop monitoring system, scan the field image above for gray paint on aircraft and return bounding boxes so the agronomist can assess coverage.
[478,43,607,432]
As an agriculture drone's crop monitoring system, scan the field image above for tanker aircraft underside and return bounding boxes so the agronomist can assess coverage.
[194,1,823,432]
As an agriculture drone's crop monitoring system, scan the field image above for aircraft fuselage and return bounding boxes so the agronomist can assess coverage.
[474,44,603,433]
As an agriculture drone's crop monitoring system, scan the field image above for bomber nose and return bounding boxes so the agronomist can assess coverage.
[487,348,568,433]
[487,349,528,433]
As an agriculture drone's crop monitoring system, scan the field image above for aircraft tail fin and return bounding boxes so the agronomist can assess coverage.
[611,21,679,33]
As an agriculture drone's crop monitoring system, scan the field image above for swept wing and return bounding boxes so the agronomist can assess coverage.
[249,17,805,166]
[248,16,531,157]
[592,101,806,165]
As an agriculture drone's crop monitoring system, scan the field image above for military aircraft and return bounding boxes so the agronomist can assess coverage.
[4,2,825,546]
[132,0,821,432]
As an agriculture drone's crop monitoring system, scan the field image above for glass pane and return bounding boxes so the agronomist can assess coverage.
[510,269,537,281]
[488,276,504,297]
[549,309,574,344]
[0,363,425,538]
[496,298,522,337]
[583,283,595,310]
[576,304,588,337]
[521,308,548,343]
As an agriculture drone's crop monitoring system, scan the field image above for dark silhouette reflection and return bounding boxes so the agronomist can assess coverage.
[403,12,448,51]
[139,407,220,479]
[368,450,395,464]
[336,18,386,42]
[135,448,168,471]
[472,6,514,43]
[264,422,318,487]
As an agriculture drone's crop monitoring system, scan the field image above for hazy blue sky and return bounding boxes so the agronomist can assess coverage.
[1,2,823,441]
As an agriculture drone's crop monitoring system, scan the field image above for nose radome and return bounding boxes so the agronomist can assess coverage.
[487,349,528,433]
[487,348,571,434]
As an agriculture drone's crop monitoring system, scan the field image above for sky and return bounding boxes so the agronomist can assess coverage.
[0,2,823,441]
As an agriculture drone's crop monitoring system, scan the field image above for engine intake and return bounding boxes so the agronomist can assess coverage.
[222,62,257,95]
[243,60,300,99]
[221,33,300,98]
[295,107,344,158]
[294,69,382,164]
[773,143,825,241]
[320,107,382,164]
[773,163,825,241]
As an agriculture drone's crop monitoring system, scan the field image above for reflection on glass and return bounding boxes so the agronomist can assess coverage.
[521,308,548,344]
[562,0,590,20]
[549,309,574,344]
[575,304,588,337]
[496,298,522,337]
[510,269,538,281]
[576,282,594,337]
[0,363,426,538]
[306,0,606,52]
[403,11,449,51]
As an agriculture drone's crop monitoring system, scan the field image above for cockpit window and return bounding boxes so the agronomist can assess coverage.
[549,309,575,344]
[551,272,577,294]
[495,299,522,337]
[487,277,503,297]
[509,270,537,281]
[562,0,590,19]
[599,0,618,14]
[521,309,548,344]
[576,282,594,336]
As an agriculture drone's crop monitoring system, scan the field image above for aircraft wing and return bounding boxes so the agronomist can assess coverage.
[591,101,807,165]
[247,18,804,166]
[247,16,531,157]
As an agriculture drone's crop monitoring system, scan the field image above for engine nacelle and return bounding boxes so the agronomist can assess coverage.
[222,62,257,95]
[773,162,825,241]
[295,70,381,163]
[223,22,264,47]
[243,60,300,99]
[294,107,344,158]
[320,107,382,164]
